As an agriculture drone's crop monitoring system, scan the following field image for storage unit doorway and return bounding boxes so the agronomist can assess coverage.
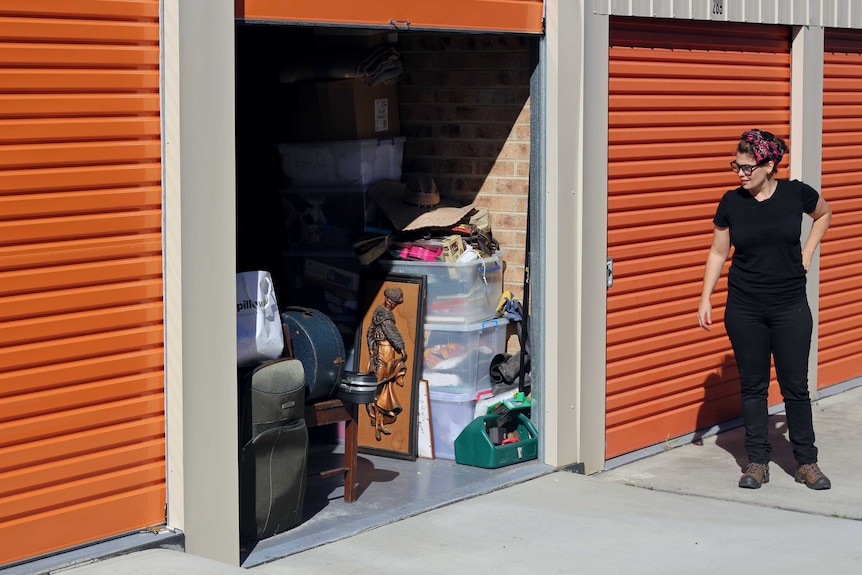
[232,8,544,564]
[605,17,792,460]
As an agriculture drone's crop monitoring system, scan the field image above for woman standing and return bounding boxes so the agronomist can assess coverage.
[697,129,833,490]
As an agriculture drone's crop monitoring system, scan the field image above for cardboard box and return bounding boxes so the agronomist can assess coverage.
[440,235,465,262]
[281,79,400,142]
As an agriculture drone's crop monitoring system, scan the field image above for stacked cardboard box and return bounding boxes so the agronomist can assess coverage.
[279,79,400,143]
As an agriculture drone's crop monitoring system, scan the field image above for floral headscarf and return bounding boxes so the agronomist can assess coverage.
[741,129,786,165]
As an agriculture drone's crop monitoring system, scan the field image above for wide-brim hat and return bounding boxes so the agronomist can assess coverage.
[369,179,476,232]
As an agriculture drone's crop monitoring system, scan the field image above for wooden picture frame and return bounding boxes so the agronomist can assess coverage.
[355,273,426,460]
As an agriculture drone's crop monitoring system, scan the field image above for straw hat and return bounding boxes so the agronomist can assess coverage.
[368,178,475,232]
[402,175,441,207]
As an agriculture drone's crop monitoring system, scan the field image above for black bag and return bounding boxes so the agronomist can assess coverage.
[489,298,530,393]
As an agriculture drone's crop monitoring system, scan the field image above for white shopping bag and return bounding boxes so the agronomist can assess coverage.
[236,271,284,366]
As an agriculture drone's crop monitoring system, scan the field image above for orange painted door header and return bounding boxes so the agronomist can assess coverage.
[236,0,544,33]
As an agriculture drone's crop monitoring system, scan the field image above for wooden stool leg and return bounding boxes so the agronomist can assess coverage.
[343,402,359,503]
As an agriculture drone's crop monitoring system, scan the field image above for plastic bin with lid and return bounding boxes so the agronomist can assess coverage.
[378,252,503,324]
[428,390,476,460]
[277,136,404,187]
[421,318,508,395]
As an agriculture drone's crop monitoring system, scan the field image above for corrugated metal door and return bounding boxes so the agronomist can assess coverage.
[0,1,165,566]
[236,0,544,33]
[606,18,791,459]
[819,30,862,390]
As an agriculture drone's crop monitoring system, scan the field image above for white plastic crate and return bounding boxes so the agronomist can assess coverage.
[421,318,509,395]
[277,136,405,187]
[379,253,504,324]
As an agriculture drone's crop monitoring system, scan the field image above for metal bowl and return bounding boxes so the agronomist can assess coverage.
[337,371,379,404]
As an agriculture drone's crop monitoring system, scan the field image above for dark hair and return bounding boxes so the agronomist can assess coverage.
[737,130,787,175]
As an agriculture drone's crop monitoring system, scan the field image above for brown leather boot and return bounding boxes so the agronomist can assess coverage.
[739,462,769,489]
[795,463,831,490]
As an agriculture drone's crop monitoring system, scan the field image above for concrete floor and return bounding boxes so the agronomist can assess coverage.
[598,383,862,520]
[21,382,862,575]
[251,382,862,575]
[241,442,552,566]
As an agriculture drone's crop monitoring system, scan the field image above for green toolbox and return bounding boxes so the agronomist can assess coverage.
[454,411,538,468]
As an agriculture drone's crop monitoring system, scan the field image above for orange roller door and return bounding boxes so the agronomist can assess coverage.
[0,0,165,566]
[236,0,544,33]
[819,30,862,389]
[606,18,791,459]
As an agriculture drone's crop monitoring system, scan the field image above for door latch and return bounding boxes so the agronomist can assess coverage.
[606,257,613,289]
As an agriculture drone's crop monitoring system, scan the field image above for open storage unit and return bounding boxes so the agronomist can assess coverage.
[233,16,539,562]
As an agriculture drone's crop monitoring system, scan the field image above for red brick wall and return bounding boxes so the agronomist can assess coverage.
[397,33,532,301]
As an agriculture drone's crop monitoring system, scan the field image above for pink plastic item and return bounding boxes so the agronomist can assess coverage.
[408,245,441,261]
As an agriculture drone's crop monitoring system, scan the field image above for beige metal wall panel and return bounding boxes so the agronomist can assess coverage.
[606,17,791,459]
[162,0,239,565]
[818,29,862,389]
[821,0,862,29]
[0,0,165,567]
[542,0,611,474]
[596,0,862,29]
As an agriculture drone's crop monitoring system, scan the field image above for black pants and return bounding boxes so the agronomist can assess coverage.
[724,293,817,465]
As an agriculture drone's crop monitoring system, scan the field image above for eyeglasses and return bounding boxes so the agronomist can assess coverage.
[730,161,766,176]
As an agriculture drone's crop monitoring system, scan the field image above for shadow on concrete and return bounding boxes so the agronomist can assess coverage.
[690,352,807,479]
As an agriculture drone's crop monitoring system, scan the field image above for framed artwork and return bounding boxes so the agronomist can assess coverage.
[355,273,426,460]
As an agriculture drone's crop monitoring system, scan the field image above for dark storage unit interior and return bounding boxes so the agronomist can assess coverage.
[234,22,543,564]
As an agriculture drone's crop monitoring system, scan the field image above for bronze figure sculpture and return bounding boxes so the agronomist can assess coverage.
[365,287,408,440]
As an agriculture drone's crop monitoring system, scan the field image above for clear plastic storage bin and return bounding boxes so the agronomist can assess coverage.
[421,318,509,395]
[279,185,381,249]
[428,390,476,460]
[277,136,405,187]
[379,253,503,325]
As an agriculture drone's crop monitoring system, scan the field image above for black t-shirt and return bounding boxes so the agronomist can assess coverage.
[713,179,820,305]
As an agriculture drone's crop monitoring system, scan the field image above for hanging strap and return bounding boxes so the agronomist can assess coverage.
[281,322,294,359]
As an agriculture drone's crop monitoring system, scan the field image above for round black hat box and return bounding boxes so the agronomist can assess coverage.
[280,307,346,403]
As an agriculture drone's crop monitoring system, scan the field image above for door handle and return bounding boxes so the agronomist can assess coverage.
[607,257,613,289]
